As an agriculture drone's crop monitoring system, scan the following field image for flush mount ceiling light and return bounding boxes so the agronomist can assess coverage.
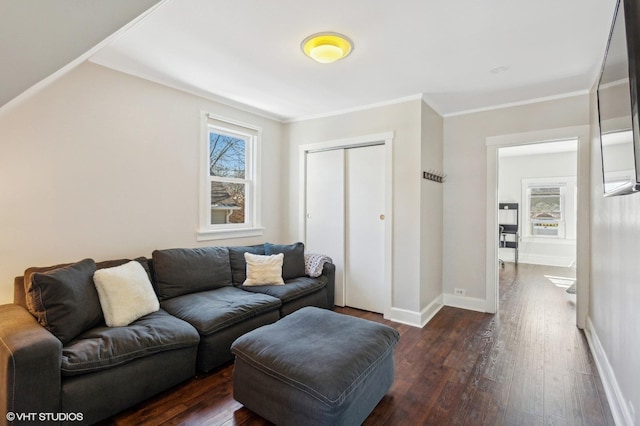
[301,32,353,64]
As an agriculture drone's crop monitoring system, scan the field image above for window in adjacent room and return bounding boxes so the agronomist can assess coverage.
[198,113,262,240]
[521,177,576,239]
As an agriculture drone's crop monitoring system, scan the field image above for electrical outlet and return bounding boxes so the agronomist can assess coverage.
[454,288,465,296]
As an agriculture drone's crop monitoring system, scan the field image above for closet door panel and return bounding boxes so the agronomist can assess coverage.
[305,149,345,306]
[345,145,385,313]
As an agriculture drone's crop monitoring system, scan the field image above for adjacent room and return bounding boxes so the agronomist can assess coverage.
[497,140,579,316]
[1,0,639,424]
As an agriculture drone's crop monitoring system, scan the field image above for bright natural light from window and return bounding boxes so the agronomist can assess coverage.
[209,132,247,225]
[198,113,262,241]
[529,186,562,221]
[522,178,576,240]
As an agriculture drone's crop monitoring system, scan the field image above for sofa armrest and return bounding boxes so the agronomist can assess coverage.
[0,304,61,423]
[320,263,335,310]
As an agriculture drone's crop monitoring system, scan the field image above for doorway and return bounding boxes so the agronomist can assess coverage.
[485,125,590,328]
[498,139,578,267]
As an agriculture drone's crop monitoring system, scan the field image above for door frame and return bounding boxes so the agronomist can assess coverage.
[299,132,394,318]
[485,125,590,328]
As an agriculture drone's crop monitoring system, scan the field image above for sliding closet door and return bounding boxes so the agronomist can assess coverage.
[345,145,385,313]
[305,149,345,306]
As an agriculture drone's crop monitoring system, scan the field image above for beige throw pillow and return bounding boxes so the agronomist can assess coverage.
[243,252,285,286]
[93,260,160,327]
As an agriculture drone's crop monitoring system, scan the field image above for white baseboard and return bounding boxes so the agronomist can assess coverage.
[386,295,443,328]
[585,317,633,425]
[442,293,487,312]
[420,295,444,327]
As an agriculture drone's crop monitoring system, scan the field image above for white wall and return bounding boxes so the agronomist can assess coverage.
[420,102,444,311]
[0,62,284,304]
[443,95,590,300]
[498,150,577,266]
[588,88,640,425]
[285,99,444,325]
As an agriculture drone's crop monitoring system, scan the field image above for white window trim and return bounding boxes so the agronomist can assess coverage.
[197,112,263,241]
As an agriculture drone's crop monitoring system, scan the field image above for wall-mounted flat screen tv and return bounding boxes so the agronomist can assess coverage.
[597,0,640,196]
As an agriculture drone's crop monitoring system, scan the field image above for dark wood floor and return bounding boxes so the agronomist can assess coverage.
[104,263,614,425]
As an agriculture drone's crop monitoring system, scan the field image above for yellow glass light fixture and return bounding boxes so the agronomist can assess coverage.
[301,32,353,64]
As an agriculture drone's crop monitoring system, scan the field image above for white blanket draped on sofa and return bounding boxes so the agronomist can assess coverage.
[304,253,333,278]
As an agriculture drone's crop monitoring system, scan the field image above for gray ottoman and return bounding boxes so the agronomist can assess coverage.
[231,306,400,426]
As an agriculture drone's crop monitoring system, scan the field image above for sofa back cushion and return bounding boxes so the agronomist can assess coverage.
[264,242,306,280]
[228,244,265,285]
[26,258,103,344]
[24,261,73,313]
[152,247,232,300]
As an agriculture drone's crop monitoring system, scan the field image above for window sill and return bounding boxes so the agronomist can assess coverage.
[197,227,264,241]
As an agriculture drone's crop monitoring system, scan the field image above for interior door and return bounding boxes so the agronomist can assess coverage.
[345,145,385,313]
[305,149,345,306]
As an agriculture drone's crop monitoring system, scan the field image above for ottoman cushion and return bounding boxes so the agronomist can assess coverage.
[231,307,399,425]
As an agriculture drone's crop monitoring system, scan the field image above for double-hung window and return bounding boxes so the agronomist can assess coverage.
[521,177,576,240]
[198,113,262,240]
[528,185,564,237]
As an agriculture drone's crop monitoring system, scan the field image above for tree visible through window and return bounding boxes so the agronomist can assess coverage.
[199,113,261,240]
[209,132,246,225]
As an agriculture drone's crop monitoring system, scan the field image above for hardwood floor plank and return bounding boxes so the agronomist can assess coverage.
[542,369,568,420]
[575,371,609,426]
[503,407,544,426]
[560,371,586,426]
[101,263,613,426]
[464,385,506,426]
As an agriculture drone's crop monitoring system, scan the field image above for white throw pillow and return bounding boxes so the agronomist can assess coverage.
[93,261,160,327]
[243,252,285,286]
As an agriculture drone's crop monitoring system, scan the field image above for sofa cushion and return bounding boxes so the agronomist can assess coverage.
[264,242,306,280]
[243,253,285,286]
[61,309,199,377]
[27,258,103,344]
[241,275,328,304]
[24,262,73,314]
[160,287,281,336]
[152,246,232,300]
[93,261,160,327]
[96,257,152,281]
[228,244,265,285]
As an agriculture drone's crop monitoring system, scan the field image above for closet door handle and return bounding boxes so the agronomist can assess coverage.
[380,214,385,220]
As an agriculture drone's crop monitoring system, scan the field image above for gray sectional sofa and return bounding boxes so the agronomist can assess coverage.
[0,242,334,425]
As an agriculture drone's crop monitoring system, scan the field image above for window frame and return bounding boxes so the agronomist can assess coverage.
[197,112,263,241]
[521,176,576,240]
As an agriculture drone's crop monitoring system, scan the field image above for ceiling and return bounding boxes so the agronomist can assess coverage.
[89,0,616,121]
